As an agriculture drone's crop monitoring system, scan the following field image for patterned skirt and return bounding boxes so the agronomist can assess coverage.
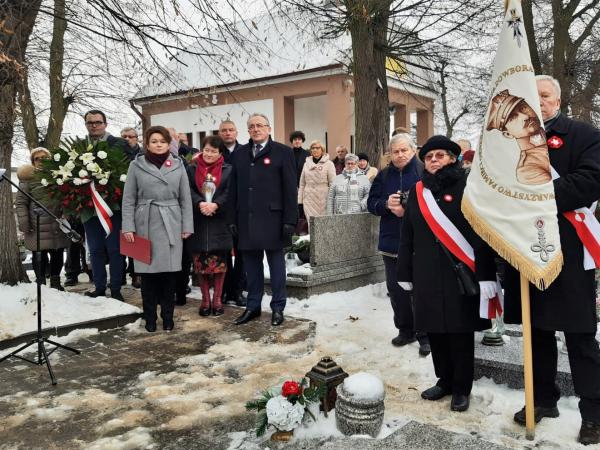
[192,251,228,274]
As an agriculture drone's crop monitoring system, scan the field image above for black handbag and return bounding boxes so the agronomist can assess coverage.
[439,242,479,296]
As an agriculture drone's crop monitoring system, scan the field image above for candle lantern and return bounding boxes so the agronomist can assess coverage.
[305,356,348,417]
[202,174,216,203]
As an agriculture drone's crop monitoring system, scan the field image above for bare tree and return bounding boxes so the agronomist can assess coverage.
[0,0,263,284]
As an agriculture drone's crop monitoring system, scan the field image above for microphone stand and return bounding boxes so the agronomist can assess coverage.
[0,169,81,385]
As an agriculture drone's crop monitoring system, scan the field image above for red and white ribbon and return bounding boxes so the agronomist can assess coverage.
[551,168,600,269]
[415,181,475,272]
[90,181,113,235]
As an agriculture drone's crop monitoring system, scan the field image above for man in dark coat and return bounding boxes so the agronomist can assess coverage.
[503,75,600,445]
[332,145,348,175]
[218,120,246,306]
[229,113,298,326]
[367,132,429,356]
[289,130,310,186]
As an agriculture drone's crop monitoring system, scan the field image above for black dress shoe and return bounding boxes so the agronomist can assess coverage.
[235,294,247,307]
[145,322,157,332]
[110,290,125,302]
[64,277,78,287]
[271,310,284,326]
[421,385,450,401]
[418,343,431,357]
[163,320,174,331]
[234,309,261,325]
[85,289,106,298]
[199,306,211,316]
[450,394,470,412]
[391,333,416,347]
[514,405,559,425]
[579,420,600,445]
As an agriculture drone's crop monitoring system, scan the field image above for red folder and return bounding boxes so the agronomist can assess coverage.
[120,233,152,265]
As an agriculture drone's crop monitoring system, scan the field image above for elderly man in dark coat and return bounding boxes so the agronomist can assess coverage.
[503,75,600,446]
[229,113,298,326]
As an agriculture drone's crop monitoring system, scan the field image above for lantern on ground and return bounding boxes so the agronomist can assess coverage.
[305,356,348,417]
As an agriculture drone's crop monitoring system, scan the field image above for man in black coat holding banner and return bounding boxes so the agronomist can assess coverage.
[504,75,600,445]
[229,113,298,327]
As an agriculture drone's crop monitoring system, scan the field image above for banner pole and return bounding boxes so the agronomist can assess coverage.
[520,273,535,440]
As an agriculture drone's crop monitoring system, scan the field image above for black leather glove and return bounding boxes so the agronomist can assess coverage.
[228,224,238,239]
[282,224,295,240]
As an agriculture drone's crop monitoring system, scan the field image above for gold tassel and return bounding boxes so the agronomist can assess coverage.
[462,198,563,291]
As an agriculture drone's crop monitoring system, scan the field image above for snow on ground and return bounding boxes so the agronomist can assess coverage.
[0,283,141,340]
[0,281,594,449]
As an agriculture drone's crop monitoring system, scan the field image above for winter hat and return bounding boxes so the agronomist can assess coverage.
[30,147,50,164]
[462,150,475,163]
[345,153,359,163]
[419,135,461,161]
[357,152,369,163]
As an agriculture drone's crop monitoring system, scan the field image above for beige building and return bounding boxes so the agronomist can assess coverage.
[132,12,436,155]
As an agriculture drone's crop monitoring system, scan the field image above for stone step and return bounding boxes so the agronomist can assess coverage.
[473,331,574,396]
[259,420,512,449]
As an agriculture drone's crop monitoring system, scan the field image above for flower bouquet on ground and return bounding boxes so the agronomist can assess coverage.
[245,378,325,439]
[35,138,129,227]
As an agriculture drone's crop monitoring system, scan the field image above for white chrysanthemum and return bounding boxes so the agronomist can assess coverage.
[56,179,64,186]
[78,169,88,178]
[97,150,108,160]
[119,174,127,182]
[64,160,75,170]
[68,149,79,160]
[73,178,82,185]
[98,178,108,185]
[41,179,48,186]
[53,153,61,161]
[265,395,304,431]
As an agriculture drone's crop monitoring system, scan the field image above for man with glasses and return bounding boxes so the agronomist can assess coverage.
[120,127,142,161]
[230,113,298,327]
[79,110,127,301]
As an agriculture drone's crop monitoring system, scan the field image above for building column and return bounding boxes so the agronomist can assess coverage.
[416,109,433,146]
[326,78,352,157]
[393,104,410,133]
[273,95,285,143]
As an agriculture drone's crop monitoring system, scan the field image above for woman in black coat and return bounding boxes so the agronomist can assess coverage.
[186,136,233,316]
[397,135,496,413]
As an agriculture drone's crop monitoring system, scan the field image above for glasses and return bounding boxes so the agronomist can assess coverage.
[310,146,321,150]
[248,123,268,130]
[424,151,450,162]
[86,121,105,126]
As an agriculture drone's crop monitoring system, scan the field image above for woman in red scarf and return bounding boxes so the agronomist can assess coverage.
[185,136,234,316]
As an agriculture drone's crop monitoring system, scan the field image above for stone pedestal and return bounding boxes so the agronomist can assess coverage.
[335,381,385,438]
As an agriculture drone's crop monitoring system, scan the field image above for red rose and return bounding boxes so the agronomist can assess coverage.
[282,381,300,397]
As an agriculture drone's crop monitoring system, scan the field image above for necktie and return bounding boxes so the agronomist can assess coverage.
[253,143,262,157]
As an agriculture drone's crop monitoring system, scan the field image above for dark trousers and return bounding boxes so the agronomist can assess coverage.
[383,255,428,344]
[140,272,176,326]
[175,250,192,303]
[224,237,246,297]
[65,221,86,278]
[83,213,123,292]
[428,332,475,396]
[33,249,64,281]
[242,249,286,313]
[531,327,600,422]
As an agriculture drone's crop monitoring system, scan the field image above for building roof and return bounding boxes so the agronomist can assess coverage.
[134,8,436,102]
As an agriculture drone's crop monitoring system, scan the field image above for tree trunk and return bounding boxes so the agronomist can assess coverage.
[0,0,42,284]
[522,0,542,74]
[347,0,391,166]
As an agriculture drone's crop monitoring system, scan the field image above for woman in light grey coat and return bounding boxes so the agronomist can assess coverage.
[122,125,193,332]
[326,154,371,215]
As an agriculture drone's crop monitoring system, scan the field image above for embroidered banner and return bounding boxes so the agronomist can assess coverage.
[462,0,562,290]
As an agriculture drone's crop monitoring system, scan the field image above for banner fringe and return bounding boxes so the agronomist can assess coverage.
[462,198,563,291]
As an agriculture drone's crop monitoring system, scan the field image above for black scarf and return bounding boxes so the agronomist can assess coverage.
[312,155,322,164]
[145,151,169,169]
[421,162,464,194]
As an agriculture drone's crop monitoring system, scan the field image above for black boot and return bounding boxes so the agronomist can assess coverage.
[579,420,600,445]
[50,276,64,291]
